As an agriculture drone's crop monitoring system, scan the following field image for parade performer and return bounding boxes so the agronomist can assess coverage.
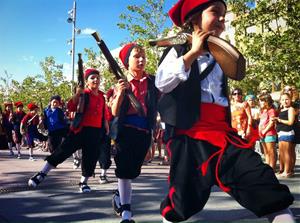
[43,95,68,153]
[11,101,26,158]
[155,0,295,222]
[111,43,158,223]
[28,68,109,193]
[20,103,48,160]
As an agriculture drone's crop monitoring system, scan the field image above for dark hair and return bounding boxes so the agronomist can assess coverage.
[182,0,226,33]
[258,93,273,107]
[231,88,242,95]
[280,92,291,100]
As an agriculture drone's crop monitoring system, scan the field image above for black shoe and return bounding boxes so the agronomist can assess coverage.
[28,171,46,188]
[120,219,135,223]
[112,189,122,216]
[73,158,81,169]
[99,175,109,184]
[79,182,91,193]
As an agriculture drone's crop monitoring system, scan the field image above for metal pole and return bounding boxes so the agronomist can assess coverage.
[71,0,76,93]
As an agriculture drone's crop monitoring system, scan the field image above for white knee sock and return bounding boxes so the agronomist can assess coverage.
[29,147,33,157]
[41,162,54,174]
[101,169,107,176]
[8,142,13,151]
[266,208,295,223]
[16,144,21,154]
[80,176,89,184]
[118,178,132,220]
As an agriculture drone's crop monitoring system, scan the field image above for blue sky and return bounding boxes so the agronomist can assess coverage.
[0,0,173,82]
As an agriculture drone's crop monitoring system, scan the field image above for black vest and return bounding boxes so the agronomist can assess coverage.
[158,44,230,137]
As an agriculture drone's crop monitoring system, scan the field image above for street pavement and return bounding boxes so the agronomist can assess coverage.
[0,147,299,223]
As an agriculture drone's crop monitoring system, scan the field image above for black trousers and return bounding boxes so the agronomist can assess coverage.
[114,126,151,179]
[48,128,68,153]
[161,135,294,222]
[46,127,105,177]
[98,134,112,170]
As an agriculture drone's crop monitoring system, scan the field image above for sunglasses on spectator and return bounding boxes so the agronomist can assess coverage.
[232,92,242,95]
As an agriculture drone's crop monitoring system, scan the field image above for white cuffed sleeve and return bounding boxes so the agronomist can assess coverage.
[155,48,190,93]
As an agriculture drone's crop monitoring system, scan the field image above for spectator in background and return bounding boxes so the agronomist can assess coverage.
[2,101,15,156]
[230,88,252,139]
[258,93,277,171]
[245,94,260,150]
[0,109,9,150]
[283,85,300,173]
[245,95,260,127]
[272,93,296,178]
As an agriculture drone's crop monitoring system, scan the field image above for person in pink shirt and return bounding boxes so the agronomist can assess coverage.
[258,93,277,171]
[28,68,109,193]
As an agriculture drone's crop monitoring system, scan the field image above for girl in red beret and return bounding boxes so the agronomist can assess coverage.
[155,0,294,222]
[28,68,110,194]
[20,103,47,160]
[111,43,159,223]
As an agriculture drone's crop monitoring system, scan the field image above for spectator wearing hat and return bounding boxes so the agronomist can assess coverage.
[43,95,69,154]
[10,101,26,158]
[111,43,159,223]
[20,103,48,160]
[2,101,15,156]
[28,68,109,194]
[155,0,294,222]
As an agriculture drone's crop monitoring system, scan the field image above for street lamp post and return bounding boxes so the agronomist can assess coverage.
[68,0,76,93]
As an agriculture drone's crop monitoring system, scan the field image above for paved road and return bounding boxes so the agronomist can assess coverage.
[0,148,299,223]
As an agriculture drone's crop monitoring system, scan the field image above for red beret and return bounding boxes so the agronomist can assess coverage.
[14,101,24,107]
[84,68,99,80]
[119,43,137,69]
[169,0,226,27]
[27,103,38,111]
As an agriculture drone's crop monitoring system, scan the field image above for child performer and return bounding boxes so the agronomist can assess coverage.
[28,68,109,193]
[155,0,295,222]
[11,101,26,158]
[21,103,48,160]
[111,43,158,223]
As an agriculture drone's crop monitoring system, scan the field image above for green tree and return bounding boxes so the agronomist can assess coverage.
[0,57,72,111]
[117,0,170,74]
[228,0,300,94]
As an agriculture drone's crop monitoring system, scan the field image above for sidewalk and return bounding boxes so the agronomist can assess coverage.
[0,148,299,223]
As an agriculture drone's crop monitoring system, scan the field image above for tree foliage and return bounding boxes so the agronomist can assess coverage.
[228,0,300,94]
[117,0,170,74]
[0,57,71,111]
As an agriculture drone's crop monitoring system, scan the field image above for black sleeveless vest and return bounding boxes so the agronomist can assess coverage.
[158,44,230,137]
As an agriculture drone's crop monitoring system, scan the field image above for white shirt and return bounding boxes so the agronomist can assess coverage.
[155,48,229,107]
